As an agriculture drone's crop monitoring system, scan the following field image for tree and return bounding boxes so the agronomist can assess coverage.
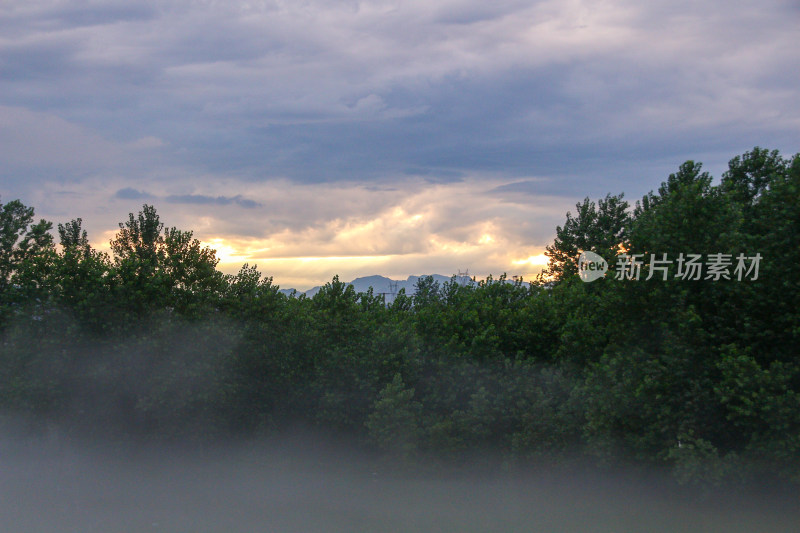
[58,218,90,255]
[0,198,54,288]
[721,147,786,206]
[53,218,115,333]
[108,205,225,319]
[0,198,55,325]
[629,160,735,255]
[544,193,630,282]
[162,227,226,317]
[723,150,800,363]
[108,205,168,318]
[366,373,421,459]
[110,204,164,265]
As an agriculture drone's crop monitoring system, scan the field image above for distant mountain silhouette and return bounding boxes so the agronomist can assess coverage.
[278,274,473,301]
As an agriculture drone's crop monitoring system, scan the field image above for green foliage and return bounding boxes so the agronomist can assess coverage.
[110,204,164,264]
[721,147,786,205]
[666,432,738,489]
[1,147,798,488]
[0,198,56,329]
[366,373,422,459]
[58,218,90,252]
[162,227,226,317]
[544,194,630,281]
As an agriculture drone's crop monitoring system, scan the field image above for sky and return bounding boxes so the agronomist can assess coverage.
[1,0,798,290]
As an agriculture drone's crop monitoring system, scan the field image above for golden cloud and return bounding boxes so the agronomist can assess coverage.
[40,174,571,291]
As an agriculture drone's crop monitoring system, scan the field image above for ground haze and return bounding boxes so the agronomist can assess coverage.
[2,432,797,533]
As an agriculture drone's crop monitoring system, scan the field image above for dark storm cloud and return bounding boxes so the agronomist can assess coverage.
[489,179,585,199]
[0,40,78,81]
[2,0,797,194]
[112,188,260,208]
[114,188,154,200]
[48,4,156,28]
[186,66,594,182]
[165,194,262,208]
[0,2,156,32]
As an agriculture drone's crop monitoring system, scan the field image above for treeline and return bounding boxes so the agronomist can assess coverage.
[1,147,798,487]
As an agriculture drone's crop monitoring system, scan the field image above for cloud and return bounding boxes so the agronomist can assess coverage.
[0,2,157,33]
[0,105,127,173]
[2,0,796,189]
[114,188,154,200]
[127,136,165,150]
[112,188,262,208]
[165,194,262,208]
[14,172,575,290]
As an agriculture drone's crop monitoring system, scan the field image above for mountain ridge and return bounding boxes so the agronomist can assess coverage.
[278,274,469,300]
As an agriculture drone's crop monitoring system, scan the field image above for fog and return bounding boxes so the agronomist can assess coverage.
[2,429,797,533]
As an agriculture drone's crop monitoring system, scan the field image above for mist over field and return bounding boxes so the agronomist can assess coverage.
[2,428,798,533]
